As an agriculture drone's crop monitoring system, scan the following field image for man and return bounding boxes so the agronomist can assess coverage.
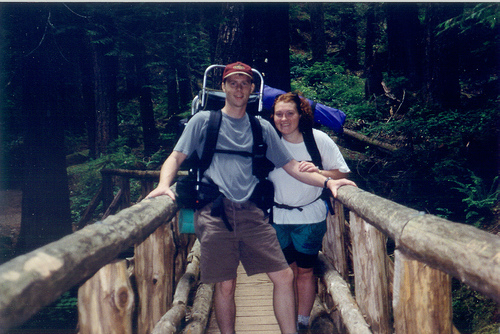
[147,62,356,334]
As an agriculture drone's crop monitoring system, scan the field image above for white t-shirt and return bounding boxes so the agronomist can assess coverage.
[269,129,350,225]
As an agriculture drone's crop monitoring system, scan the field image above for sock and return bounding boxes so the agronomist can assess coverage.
[297,314,310,326]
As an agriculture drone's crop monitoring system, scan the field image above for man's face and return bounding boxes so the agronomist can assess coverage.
[222,74,255,109]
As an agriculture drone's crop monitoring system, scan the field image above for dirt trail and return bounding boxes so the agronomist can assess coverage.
[0,189,22,244]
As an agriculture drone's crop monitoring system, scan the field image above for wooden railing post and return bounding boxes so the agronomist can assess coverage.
[101,171,114,211]
[350,212,391,334]
[135,222,176,334]
[120,176,131,209]
[323,199,349,280]
[393,250,453,334]
[77,259,134,334]
[141,179,156,200]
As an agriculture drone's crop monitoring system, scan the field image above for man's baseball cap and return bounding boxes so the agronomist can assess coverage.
[223,61,253,80]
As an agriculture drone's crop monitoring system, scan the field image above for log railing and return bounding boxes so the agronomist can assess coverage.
[0,169,204,334]
[317,186,500,334]
[0,168,498,334]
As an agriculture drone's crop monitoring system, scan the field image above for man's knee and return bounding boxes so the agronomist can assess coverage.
[268,267,294,286]
[216,279,236,297]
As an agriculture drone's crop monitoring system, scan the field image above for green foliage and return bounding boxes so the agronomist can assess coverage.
[16,289,78,330]
[67,136,144,223]
[452,174,499,227]
[453,280,499,333]
[291,59,365,111]
[438,3,499,33]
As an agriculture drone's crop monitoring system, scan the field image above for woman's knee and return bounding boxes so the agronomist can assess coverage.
[296,266,314,278]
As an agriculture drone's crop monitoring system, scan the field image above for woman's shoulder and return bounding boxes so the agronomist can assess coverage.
[312,128,332,141]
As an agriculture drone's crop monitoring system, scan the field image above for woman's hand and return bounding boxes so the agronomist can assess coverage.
[298,161,320,173]
[327,178,357,198]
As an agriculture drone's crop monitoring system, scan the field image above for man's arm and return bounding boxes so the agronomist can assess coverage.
[147,151,188,200]
[282,159,356,198]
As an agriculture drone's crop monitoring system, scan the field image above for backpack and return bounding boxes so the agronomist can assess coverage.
[176,110,274,231]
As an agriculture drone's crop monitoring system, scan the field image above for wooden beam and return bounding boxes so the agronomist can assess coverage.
[76,185,103,230]
[393,250,453,334]
[135,223,176,334]
[78,259,134,334]
[350,212,391,334]
[322,199,349,280]
[182,283,215,334]
[151,240,201,334]
[317,252,372,334]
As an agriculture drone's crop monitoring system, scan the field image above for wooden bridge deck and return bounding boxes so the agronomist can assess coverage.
[205,264,281,334]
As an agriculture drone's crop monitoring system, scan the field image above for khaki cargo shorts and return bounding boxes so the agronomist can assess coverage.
[194,198,289,283]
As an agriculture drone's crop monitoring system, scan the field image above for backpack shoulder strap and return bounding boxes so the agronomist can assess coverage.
[303,128,335,214]
[199,110,222,175]
[248,114,269,180]
[248,114,264,152]
[303,129,323,170]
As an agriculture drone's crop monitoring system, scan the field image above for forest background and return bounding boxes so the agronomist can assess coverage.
[0,2,498,333]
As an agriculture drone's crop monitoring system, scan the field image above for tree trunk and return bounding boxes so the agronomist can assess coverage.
[246,3,291,91]
[423,3,463,109]
[340,4,359,71]
[16,5,73,253]
[309,3,326,62]
[364,3,385,98]
[386,3,423,89]
[214,3,245,65]
[90,14,119,156]
[79,33,97,159]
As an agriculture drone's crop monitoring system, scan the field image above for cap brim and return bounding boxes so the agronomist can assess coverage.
[223,71,253,79]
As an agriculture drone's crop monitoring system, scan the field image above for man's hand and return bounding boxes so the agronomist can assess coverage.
[327,178,357,198]
[145,185,176,201]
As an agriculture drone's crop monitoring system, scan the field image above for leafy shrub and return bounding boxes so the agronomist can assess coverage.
[452,174,499,227]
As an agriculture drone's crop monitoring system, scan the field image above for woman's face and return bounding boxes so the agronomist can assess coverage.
[273,101,300,136]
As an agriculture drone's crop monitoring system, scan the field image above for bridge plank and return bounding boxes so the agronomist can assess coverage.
[205,264,280,334]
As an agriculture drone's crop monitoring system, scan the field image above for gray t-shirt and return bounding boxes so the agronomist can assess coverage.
[174,111,293,202]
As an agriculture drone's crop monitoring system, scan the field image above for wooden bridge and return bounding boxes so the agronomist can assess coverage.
[0,168,499,334]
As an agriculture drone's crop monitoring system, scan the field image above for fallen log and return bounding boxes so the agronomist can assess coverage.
[317,252,372,334]
[310,295,336,333]
[343,128,398,153]
[182,283,215,334]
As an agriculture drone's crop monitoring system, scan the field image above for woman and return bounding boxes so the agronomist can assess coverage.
[268,93,351,332]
